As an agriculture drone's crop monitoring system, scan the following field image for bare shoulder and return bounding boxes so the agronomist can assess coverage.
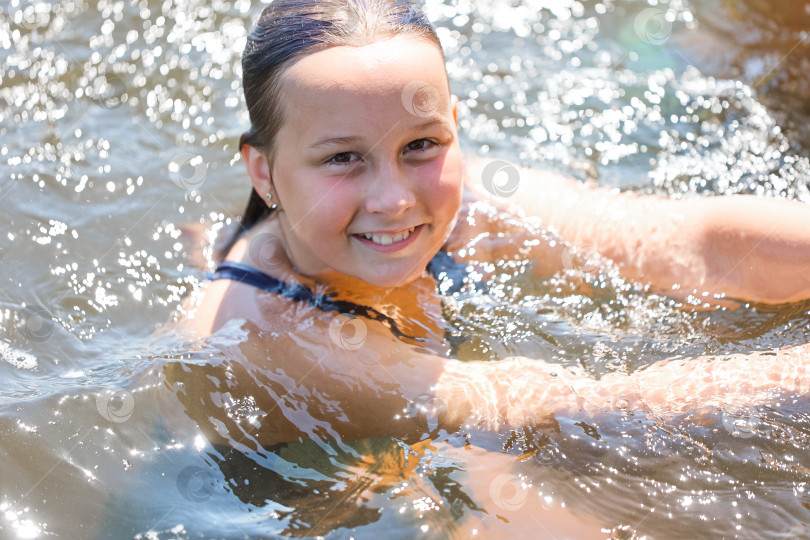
[178,279,254,337]
[177,222,294,337]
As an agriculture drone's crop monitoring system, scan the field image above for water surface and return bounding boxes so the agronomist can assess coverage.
[1,0,810,538]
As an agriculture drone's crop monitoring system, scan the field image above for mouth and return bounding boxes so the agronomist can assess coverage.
[353,225,422,251]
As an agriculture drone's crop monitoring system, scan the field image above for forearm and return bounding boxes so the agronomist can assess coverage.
[519,189,810,305]
[570,194,810,304]
[435,356,574,429]
[436,345,809,429]
[570,345,809,415]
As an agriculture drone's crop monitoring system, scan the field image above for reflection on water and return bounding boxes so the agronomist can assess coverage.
[687,0,810,150]
[1,0,810,537]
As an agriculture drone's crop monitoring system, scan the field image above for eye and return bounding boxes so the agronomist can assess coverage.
[325,151,360,165]
[404,139,436,153]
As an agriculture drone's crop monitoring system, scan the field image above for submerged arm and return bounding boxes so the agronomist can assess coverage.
[435,345,808,429]
[464,157,810,304]
[165,308,810,447]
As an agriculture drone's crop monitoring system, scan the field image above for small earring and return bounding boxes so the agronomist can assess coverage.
[266,192,278,210]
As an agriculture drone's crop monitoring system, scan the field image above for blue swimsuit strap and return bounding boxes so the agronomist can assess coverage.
[208,250,465,342]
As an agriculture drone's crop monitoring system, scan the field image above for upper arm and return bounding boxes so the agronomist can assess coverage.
[168,293,457,446]
[461,156,720,298]
[465,156,810,303]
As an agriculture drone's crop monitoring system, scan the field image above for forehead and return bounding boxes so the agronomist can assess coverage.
[278,36,450,124]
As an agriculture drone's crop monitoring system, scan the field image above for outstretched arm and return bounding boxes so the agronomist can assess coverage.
[437,345,808,429]
[464,157,810,304]
[165,303,809,447]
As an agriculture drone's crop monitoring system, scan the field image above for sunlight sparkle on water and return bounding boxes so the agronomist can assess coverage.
[2,505,42,539]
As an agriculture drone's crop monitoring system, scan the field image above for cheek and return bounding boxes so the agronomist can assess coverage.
[430,152,464,211]
[292,179,357,239]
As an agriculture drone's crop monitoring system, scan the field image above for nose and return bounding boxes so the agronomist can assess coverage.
[363,161,416,216]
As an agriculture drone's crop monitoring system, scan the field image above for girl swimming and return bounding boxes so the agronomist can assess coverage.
[156,0,810,535]
[171,0,809,451]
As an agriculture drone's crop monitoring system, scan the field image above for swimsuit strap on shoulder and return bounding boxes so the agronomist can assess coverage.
[209,261,426,342]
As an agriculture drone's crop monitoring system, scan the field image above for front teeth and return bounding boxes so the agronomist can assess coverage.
[362,226,415,245]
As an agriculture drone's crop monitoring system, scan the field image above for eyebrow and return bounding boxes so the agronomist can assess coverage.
[309,120,451,150]
[310,135,363,150]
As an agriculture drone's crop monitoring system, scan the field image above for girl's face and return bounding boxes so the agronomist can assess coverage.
[261,36,463,288]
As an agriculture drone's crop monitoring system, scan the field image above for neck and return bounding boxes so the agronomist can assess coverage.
[230,217,448,343]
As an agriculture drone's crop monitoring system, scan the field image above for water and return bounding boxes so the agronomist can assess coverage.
[1,0,810,537]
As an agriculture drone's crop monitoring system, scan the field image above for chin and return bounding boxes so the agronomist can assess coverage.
[361,266,424,289]
[364,274,417,289]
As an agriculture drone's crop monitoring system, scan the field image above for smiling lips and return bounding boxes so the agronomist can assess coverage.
[354,225,421,250]
[360,226,415,245]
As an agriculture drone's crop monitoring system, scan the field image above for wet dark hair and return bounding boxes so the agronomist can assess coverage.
[227,0,445,254]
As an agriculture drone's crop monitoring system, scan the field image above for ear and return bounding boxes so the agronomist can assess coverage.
[451,95,459,125]
[242,144,274,199]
